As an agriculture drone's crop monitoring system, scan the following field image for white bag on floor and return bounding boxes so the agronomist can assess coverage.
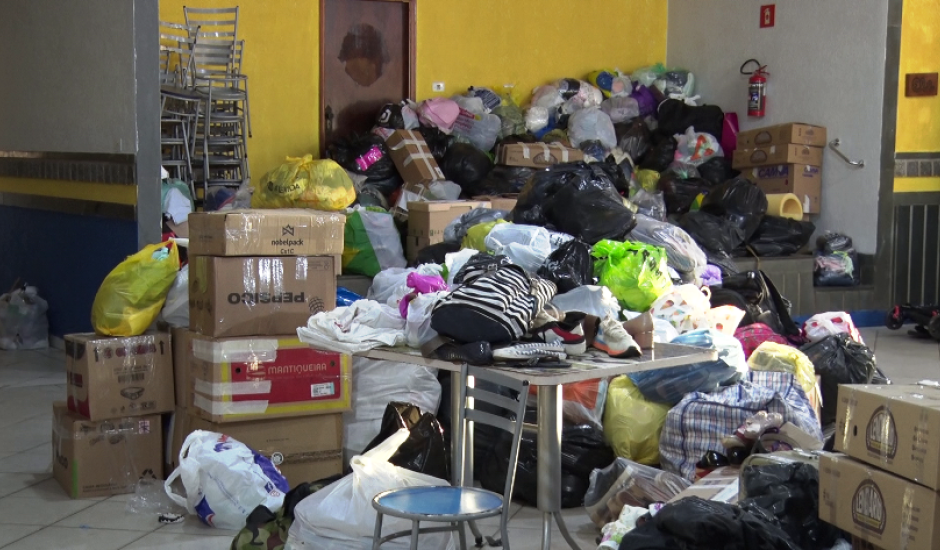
[290,429,454,550]
[158,264,189,328]
[165,430,289,530]
[802,311,864,344]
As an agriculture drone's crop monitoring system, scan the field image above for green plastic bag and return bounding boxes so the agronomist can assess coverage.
[592,239,672,312]
[603,376,671,465]
[342,207,406,277]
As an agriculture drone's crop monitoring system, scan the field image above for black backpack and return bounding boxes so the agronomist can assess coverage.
[710,270,800,338]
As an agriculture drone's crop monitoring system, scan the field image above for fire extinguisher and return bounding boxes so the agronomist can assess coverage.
[740,59,769,117]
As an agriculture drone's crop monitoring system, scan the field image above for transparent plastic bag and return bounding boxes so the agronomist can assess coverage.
[630,214,706,280]
[584,456,691,528]
[802,311,863,344]
[452,110,500,152]
[630,190,667,221]
[251,156,356,211]
[157,264,189,328]
[92,241,180,337]
[567,107,617,150]
[443,207,508,244]
[0,286,49,350]
[342,207,407,277]
[551,285,621,318]
[674,127,723,166]
[600,96,640,124]
[484,223,554,273]
[603,376,671,465]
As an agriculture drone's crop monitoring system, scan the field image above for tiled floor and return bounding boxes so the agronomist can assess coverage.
[0,327,936,549]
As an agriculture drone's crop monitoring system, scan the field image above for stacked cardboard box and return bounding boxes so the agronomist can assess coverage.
[404,200,491,262]
[173,209,349,484]
[733,123,827,215]
[818,384,940,550]
[56,332,174,498]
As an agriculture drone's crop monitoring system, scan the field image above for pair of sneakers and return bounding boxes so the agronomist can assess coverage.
[590,315,642,359]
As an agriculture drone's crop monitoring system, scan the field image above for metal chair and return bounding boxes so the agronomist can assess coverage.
[184,6,238,44]
[371,364,529,550]
[159,20,201,196]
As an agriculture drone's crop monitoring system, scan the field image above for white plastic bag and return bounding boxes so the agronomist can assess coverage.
[484,223,553,273]
[552,285,621,319]
[290,429,453,550]
[0,286,49,350]
[165,430,289,529]
[649,284,712,334]
[406,291,444,348]
[452,110,501,152]
[368,265,444,305]
[158,264,189,328]
[600,96,640,124]
[674,127,723,166]
[629,214,706,279]
[567,107,617,150]
[803,311,864,344]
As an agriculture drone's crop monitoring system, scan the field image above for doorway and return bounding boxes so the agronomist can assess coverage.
[319,0,416,154]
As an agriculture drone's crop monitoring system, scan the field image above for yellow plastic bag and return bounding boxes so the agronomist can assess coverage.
[91,241,180,336]
[461,219,505,251]
[251,155,356,211]
[602,376,671,465]
[747,341,816,397]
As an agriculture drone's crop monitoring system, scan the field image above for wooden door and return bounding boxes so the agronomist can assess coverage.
[320,0,415,153]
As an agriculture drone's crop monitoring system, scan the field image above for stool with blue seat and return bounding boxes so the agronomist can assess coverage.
[371,364,530,550]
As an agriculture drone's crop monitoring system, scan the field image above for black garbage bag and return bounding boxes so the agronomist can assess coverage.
[712,270,801,338]
[413,241,461,267]
[327,134,399,186]
[510,162,635,244]
[578,139,608,161]
[656,99,725,139]
[537,240,593,293]
[746,216,816,257]
[697,156,739,187]
[801,334,876,427]
[440,143,494,195]
[658,172,711,215]
[814,232,860,286]
[679,210,745,256]
[496,133,538,148]
[475,165,535,195]
[639,135,678,172]
[374,103,406,129]
[618,496,802,550]
[362,402,449,481]
[419,126,456,163]
[478,421,615,508]
[700,177,768,241]
[739,463,844,550]
[616,118,652,163]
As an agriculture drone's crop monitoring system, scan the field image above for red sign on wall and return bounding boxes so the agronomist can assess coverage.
[760,4,776,28]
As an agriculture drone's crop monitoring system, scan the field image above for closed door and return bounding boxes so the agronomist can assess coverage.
[320,0,414,153]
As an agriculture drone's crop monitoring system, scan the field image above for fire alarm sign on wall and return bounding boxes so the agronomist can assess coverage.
[760,4,775,28]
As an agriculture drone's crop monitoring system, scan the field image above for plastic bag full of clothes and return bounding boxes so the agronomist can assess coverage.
[673,127,723,166]
[629,214,707,279]
[814,231,860,286]
[567,107,617,151]
[510,162,636,244]
[615,118,652,163]
[537,239,593,293]
[252,156,356,211]
[630,189,667,221]
[592,240,672,312]
[747,216,816,257]
[342,207,406,277]
[800,334,876,427]
[440,142,493,195]
[0,286,49,350]
[443,207,508,244]
[700,177,768,241]
[327,134,400,194]
[600,96,640,124]
[603,376,671,465]
[658,172,711,215]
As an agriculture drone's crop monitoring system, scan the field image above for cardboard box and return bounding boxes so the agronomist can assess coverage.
[53,402,163,499]
[736,123,827,148]
[188,255,335,338]
[385,130,445,184]
[732,144,824,168]
[405,200,491,261]
[472,195,518,211]
[852,536,886,550]
[188,209,345,258]
[189,334,351,422]
[819,453,940,550]
[170,327,192,410]
[667,466,740,504]
[170,411,343,483]
[741,163,822,214]
[497,143,584,168]
[835,384,940,490]
[65,333,174,421]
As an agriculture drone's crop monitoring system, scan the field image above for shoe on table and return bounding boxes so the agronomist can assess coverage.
[593,316,641,358]
[531,323,587,356]
[493,342,567,361]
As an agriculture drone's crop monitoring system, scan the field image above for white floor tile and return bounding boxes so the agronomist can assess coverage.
[0,524,43,547]
[121,531,234,550]
[156,515,239,537]
[9,477,104,503]
[0,495,97,525]
[1,526,145,550]
[0,473,48,498]
[55,499,164,532]
[0,415,52,453]
[0,444,52,474]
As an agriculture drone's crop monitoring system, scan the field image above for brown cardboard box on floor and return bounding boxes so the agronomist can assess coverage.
[189,333,351,423]
[65,333,174,421]
[385,130,446,184]
[732,144,824,169]
[819,453,940,550]
[188,256,335,338]
[667,466,740,504]
[53,402,163,499]
[472,195,518,212]
[835,384,940,490]
[188,209,345,258]
[741,163,821,214]
[170,411,343,483]
[736,123,828,148]
[405,200,491,261]
[496,143,583,168]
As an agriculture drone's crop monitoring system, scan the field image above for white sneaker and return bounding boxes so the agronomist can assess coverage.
[493,342,567,361]
[592,316,641,358]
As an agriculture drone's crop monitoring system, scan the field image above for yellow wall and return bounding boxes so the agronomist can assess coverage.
[160,0,667,178]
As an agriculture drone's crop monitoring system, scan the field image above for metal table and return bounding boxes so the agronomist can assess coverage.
[360,343,717,550]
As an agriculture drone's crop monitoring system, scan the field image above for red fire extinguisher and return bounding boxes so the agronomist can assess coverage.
[741,59,769,118]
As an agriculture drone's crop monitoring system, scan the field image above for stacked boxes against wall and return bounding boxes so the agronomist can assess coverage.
[733,123,827,215]
[175,209,349,484]
[57,333,174,498]
[818,384,940,550]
